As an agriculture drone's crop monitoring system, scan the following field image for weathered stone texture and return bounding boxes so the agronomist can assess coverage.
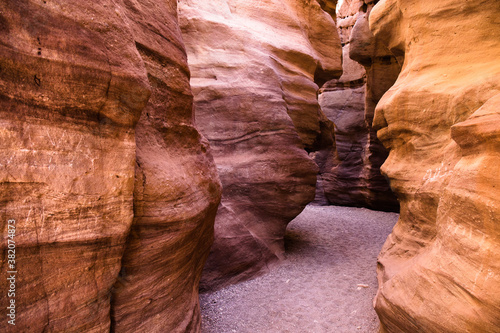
[348,0,400,211]
[0,1,220,332]
[179,0,342,290]
[110,1,221,332]
[370,0,500,331]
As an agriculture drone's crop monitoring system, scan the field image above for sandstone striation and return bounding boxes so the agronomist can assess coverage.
[316,0,368,207]
[0,1,220,332]
[179,0,342,290]
[370,0,500,331]
[317,0,399,211]
[0,2,147,331]
[110,1,221,332]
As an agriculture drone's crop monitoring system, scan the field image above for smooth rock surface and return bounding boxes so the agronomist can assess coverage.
[370,0,500,331]
[0,1,220,332]
[110,1,221,332]
[179,0,342,290]
[348,0,400,212]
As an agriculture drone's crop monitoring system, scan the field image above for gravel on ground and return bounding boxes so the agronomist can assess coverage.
[200,205,399,333]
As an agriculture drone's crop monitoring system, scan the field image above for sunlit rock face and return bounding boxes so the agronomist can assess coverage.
[179,0,342,290]
[370,0,500,331]
[317,0,400,211]
[0,2,147,332]
[0,1,220,332]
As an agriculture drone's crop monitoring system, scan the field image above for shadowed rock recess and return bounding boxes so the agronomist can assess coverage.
[178,0,342,290]
[370,0,500,332]
[315,0,400,212]
[0,1,220,332]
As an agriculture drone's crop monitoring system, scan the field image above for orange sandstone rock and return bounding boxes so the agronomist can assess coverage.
[0,1,220,332]
[0,2,148,331]
[110,1,221,332]
[370,0,500,331]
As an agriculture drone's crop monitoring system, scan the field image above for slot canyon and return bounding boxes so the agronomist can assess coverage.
[0,0,498,332]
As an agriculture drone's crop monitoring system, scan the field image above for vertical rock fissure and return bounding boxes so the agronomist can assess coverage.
[314,0,400,212]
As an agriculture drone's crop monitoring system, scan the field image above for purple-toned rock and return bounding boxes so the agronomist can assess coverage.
[179,0,342,290]
[318,0,400,212]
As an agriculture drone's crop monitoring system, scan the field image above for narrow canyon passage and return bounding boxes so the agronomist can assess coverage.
[2,1,498,331]
[199,205,398,333]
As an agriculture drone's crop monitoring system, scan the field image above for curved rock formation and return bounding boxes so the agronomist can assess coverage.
[0,1,220,332]
[110,1,221,332]
[370,0,500,331]
[317,0,400,211]
[316,0,368,207]
[179,0,342,290]
[348,0,400,211]
[0,2,147,331]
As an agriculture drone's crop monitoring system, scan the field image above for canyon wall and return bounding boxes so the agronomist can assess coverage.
[0,1,220,332]
[179,0,342,290]
[109,1,221,332]
[316,0,399,211]
[315,0,368,207]
[370,0,500,332]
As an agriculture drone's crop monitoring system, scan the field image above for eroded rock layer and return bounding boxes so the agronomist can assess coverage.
[370,0,500,331]
[110,1,221,332]
[0,2,147,331]
[179,0,342,290]
[0,1,220,332]
[317,0,399,211]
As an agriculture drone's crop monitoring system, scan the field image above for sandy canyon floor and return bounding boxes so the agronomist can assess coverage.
[200,205,399,333]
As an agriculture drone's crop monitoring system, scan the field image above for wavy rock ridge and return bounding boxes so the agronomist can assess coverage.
[0,1,220,332]
[316,0,399,211]
[370,0,500,331]
[179,0,342,290]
